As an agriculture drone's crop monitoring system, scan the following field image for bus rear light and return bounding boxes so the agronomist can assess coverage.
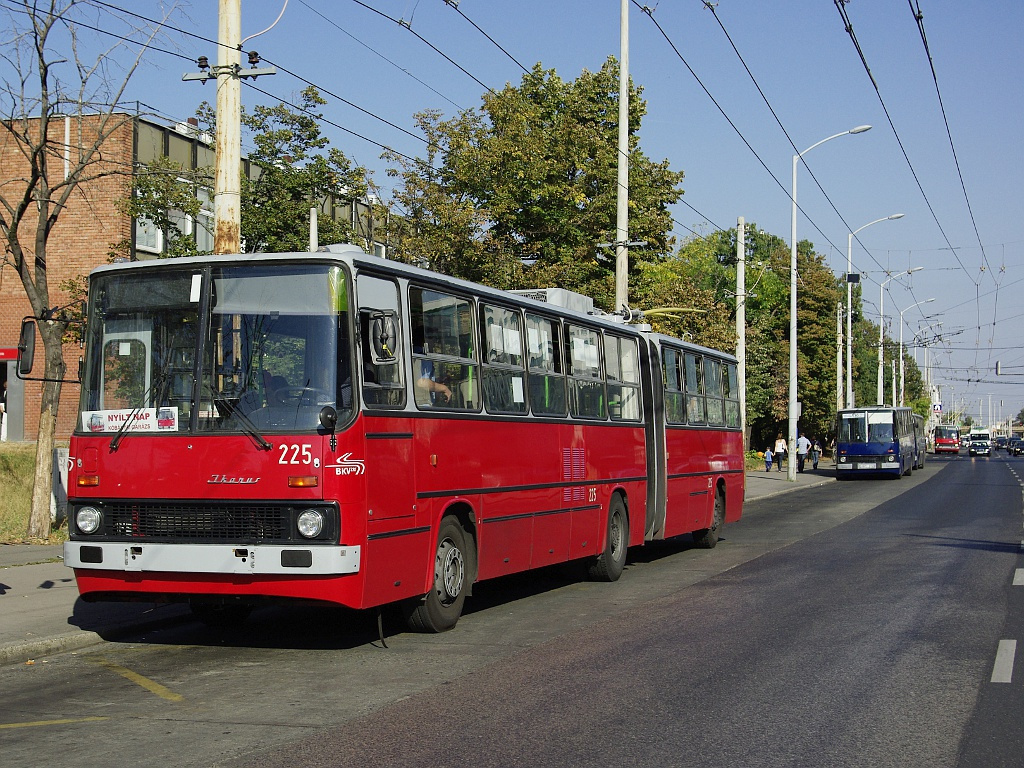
[288,476,318,488]
[77,475,100,487]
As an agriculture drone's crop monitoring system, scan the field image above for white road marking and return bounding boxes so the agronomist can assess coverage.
[1014,569,1024,586]
[991,640,1017,683]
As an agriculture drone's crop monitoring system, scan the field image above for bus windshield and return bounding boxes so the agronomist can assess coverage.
[79,262,352,435]
[839,411,895,444]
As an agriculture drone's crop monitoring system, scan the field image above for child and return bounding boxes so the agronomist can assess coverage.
[764,445,773,472]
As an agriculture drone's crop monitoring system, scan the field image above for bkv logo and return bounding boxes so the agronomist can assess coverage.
[329,453,365,476]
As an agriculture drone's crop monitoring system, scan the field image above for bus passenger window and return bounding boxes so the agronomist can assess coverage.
[606,334,641,422]
[663,348,686,425]
[567,323,605,420]
[684,353,705,424]
[525,313,566,417]
[410,286,478,411]
[480,303,527,414]
[704,359,724,426]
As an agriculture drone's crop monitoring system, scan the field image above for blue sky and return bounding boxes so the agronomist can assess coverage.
[25,1,1024,423]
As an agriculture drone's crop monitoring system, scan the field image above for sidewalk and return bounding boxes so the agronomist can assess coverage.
[0,543,189,666]
[1,465,833,666]
[744,462,835,501]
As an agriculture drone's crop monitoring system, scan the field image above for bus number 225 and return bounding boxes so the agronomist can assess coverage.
[279,443,313,465]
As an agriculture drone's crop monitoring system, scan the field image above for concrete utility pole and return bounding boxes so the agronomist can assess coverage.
[836,302,843,413]
[614,0,630,312]
[736,217,747,449]
[214,0,241,254]
[183,0,275,255]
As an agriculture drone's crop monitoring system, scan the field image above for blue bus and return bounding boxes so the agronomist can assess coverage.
[835,407,920,479]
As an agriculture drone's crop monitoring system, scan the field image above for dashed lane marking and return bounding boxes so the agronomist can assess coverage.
[992,640,1017,683]
[1014,569,1024,586]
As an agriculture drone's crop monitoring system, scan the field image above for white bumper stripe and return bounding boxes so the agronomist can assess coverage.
[64,542,360,575]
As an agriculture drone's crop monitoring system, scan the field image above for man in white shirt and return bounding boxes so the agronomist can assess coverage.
[796,432,812,473]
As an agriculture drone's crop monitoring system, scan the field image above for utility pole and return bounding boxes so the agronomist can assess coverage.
[836,301,843,412]
[613,0,630,312]
[183,0,275,255]
[736,217,747,449]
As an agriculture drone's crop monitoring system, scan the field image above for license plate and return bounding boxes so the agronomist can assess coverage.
[856,462,877,469]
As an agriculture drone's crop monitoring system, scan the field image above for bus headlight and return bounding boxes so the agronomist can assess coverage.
[76,506,102,534]
[297,509,324,539]
[887,455,896,462]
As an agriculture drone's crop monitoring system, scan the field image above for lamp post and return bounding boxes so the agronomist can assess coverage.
[789,125,871,481]
[897,298,935,406]
[846,213,904,408]
[877,267,923,404]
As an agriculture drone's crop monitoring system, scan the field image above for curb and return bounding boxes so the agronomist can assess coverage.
[745,473,836,503]
[0,609,192,667]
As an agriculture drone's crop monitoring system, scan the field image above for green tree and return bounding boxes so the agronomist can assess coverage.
[385,58,684,303]
[0,1,174,539]
[239,87,369,253]
[113,155,210,260]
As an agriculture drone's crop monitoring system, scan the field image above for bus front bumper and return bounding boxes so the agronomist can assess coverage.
[64,541,361,576]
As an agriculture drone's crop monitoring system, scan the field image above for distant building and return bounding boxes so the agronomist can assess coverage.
[0,112,386,443]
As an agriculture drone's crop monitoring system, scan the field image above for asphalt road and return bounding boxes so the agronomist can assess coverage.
[2,454,1022,768]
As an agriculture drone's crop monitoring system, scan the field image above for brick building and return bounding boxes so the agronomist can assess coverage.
[1,112,384,444]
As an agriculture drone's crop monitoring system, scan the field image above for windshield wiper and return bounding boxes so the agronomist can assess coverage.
[217,399,273,451]
[109,371,167,453]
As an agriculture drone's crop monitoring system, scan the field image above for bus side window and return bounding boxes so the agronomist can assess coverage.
[356,273,406,408]
[409,285,479,412]
[566,323,605,420]
[663,347,686,424]
[606,333,641,422]
[723,362,740,428]
[684,353,705,425]
[480,303,527,414]
[525,313,567,417]
[704,359,724,426]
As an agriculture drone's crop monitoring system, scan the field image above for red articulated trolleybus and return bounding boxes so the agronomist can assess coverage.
[42,246,743,632]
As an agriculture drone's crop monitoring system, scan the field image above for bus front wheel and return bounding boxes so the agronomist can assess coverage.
[587,495,628,582]
[404,517,469,633]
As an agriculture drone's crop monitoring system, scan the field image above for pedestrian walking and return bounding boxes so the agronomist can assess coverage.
[811,438,822,470]
[796,432,811,473]
[764,446,773,472]
[774,434,788,472]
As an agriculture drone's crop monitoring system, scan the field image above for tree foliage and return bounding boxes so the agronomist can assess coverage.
[0,0,174,538]
[384,58,684,304]
[239,87,368,253]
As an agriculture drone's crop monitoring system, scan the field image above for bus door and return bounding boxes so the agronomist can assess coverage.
[352,273,426,606]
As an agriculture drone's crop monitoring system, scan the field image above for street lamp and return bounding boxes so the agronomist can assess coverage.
[846,213,904,408]
[898,298,935,406]
[789,124,871,481]
[877,267,923,404]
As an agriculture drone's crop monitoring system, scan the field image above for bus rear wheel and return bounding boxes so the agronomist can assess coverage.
[694,491,725,549]
[404,517,469,633]
[587,495,628,582]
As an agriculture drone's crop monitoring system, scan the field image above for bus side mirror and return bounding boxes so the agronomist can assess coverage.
[17,319,36,376]
[368,311,399,364]
[319,406,338,452]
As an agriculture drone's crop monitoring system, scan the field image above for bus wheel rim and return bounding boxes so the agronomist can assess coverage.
[436,539,464,605]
